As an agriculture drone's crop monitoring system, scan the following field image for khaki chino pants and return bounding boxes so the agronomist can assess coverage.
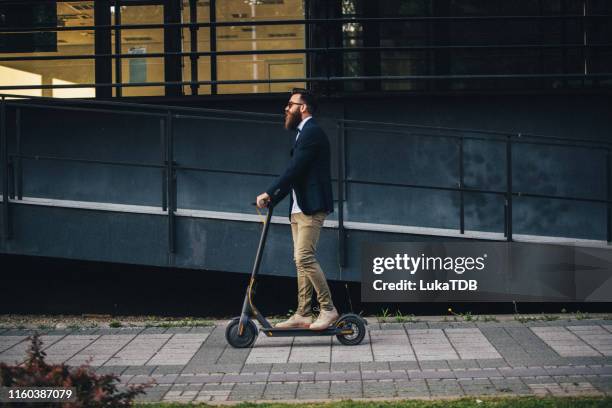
[290,211,335,316]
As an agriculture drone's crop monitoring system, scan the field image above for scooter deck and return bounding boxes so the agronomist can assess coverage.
[261,326,354,337]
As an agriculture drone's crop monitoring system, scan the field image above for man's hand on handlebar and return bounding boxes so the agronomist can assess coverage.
[256,192,271,209]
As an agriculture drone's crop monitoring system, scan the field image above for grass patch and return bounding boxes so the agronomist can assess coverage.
[134,396,612,408]
[143,317,214,328]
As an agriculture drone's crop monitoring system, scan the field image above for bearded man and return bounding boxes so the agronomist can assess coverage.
[255,88,337,331]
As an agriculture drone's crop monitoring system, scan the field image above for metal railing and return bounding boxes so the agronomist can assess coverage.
[1,11,611,95]
[1,94,611,266]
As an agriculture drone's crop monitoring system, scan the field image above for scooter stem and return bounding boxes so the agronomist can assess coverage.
[250,204,274,280]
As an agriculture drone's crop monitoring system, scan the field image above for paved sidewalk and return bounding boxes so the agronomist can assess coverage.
[1,319,612,404]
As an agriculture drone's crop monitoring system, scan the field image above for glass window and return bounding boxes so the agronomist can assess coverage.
[0,1,95,98]
[215,0,306,94]
[112,3,164,97]
[336,0,612,92]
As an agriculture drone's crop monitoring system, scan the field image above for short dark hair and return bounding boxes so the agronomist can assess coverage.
[291,87,317,114]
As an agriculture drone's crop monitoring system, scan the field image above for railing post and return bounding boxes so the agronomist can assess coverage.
[161,118,167,212]
[114,0,122,97]
[189,0,199,96]
[607,149,611,244]
[1,96,10,239]
[166,111,175,254]
[209,0,218,95]
[16,108,22,200]
[505,135,514,242]
[337,121,346,268]
[459,137,465,234]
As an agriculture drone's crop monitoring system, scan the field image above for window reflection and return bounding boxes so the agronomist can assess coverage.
[214,0,306,94]
[0,1,95,98]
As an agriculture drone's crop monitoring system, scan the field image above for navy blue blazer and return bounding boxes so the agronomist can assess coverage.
[266,118,334,218]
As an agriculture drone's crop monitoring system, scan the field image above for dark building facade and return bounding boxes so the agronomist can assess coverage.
[1,1,611,289]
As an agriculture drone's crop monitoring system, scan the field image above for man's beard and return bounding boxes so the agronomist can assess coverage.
[284,110,301,130]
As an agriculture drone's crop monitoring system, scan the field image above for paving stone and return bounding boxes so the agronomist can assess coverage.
[242,363,273,373]
[268,372,315,382]
[229,383,266,401]
[403,322,429,330]
[92,365,128,376]
[289,336,331,363]
[151,365,184,375]
[531,327,601,357]
[389,361,420,371]
[300,362,331,372]
[331,337,373,362]
[329,380,363,398]
[419,360,450,370]
[361,370,407,380]
[363,379,396,397]
[446,328,501,360]
[271,362,302,372]
[246,335,292,364]
[394,379,430,397]
[448,359,479,369]
[216,343,251,365]
[477,358,507,369]
[316,371,361,381]
[183,363,242,374]
[427,379,464,396]
[567,325,612,356]
[360,361,391,371]
[408,329,459,361]
[181,326,226,371]
[123,365,157,376]
[330,362,361,371]
[409,370,456,380]
[263,382,298,399]
[296,381,330,399]
[223,373,268,383]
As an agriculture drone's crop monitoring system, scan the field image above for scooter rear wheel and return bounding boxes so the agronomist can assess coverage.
[335,315,366,345]
[225,317,258,348]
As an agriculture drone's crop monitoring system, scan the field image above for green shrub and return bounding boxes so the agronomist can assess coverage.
[0,332,152,407]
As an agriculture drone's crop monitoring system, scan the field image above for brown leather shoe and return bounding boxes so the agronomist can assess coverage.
[309,308,339,330]
[275,313,312,329]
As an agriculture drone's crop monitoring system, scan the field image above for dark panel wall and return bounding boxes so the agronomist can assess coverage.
[1,93,611,279]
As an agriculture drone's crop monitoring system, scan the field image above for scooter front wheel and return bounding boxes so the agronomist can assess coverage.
[225,317,258,348]
[335,315,366,346]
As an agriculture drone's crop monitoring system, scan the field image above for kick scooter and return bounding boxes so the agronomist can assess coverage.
[225,203,367,348]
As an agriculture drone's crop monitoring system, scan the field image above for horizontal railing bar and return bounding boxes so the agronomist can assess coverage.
[173,114,280,126]
[1,15,611,33]
[6,102,166,118]
[347,178,611,204]
[0,93,284,120]
[1,73,611,92]
[2,43,611,63]
[351,126,611,151]
[176,166,279,178]
[345,125,612,150]
[346,178,506,195]
[342,120,612,148]
[178,165,343,183]
[14,154,165,169]
[512,191,610,204]
[345,125,503,142]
